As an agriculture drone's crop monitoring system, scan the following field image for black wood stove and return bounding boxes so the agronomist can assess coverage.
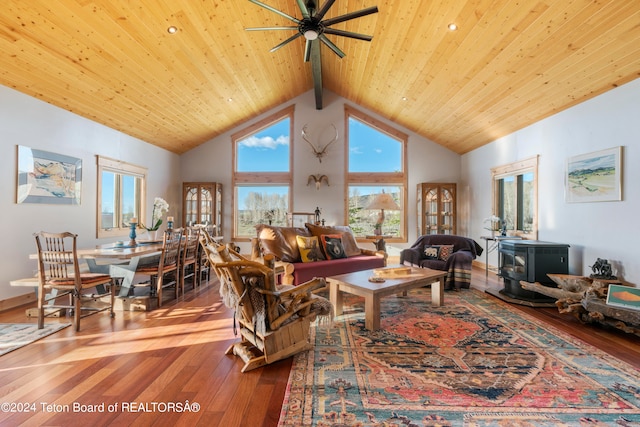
[497,240,570,304]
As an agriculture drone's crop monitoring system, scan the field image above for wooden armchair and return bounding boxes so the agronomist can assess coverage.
[33,231,115,331]
[206,243,332,372]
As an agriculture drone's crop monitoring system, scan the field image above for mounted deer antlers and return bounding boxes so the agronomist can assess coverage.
[302,124,339,163]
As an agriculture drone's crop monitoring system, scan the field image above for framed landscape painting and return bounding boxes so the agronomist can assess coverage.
[16,145,82,205]
[565,146,622,203]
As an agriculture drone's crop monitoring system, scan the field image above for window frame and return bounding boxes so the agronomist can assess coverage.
[96,156,147,239]
[491,156,538,240]
[231,105,294,241]
[344,105,408,242]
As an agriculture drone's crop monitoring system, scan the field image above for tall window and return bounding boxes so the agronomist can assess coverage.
[491,156,538,240]
[232,106,293,239]
[345,106,408,241]
[97,156,147,238]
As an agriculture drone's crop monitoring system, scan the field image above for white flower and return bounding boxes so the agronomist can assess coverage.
[145,197,169,231]
[483,215,503,231]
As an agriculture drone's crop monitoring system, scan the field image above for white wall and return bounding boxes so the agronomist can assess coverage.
[180,89,462,252]
[0,85,180,300]
[462,78,640,284]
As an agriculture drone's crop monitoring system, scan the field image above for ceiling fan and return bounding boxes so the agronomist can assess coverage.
[246,0,378,110]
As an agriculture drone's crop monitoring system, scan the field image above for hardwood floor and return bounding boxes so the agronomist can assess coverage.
[0,266,638,426]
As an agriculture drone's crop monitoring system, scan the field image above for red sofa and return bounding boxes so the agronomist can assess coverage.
[252,223,387,286]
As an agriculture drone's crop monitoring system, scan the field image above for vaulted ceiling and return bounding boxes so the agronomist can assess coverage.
[0,1,638,155]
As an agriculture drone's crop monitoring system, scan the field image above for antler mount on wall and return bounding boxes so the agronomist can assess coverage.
[302,123,338,162]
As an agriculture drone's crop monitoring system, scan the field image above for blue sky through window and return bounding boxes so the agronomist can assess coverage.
[348,117,401,174]
[237,118,290,172]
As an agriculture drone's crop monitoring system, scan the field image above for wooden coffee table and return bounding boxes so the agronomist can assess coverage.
[327,266,447,331]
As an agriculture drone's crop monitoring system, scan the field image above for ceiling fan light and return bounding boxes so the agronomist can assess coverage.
[304,30,318,40]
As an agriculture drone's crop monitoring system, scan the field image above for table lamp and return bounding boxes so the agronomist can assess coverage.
[366,191,400,236]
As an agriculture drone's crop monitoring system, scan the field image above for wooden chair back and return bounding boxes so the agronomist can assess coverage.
[33,231,114,331]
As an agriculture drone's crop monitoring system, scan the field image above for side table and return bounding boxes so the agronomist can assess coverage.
[480,235,522,277]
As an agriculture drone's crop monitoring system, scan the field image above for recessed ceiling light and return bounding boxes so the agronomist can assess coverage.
[402,97,408,101]
[167,26,178,34]
[227,98,233,102]
[448,23,458,31]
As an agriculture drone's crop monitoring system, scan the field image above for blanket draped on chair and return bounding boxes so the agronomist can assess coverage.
[400,235,483,291]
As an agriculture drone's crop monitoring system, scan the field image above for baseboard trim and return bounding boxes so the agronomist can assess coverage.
[0,291,37,313]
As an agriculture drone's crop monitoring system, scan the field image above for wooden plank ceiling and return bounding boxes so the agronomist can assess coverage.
[0,0,638,155]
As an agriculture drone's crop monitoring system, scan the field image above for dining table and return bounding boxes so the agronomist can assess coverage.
[80,240,164,297]
[29,240,164,298]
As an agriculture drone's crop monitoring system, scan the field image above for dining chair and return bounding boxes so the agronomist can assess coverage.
[135,228,183,307]
[33,231,115,331]
[178,226,201,295]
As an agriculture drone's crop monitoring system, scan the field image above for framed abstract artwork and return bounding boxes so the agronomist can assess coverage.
[565,146,622,203]
[17,145,82,205]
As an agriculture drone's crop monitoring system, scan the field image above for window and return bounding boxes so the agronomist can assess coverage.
[345,106,407,241]
[232,106,293,239]
[97,156,147,238]
[491,156,538,240]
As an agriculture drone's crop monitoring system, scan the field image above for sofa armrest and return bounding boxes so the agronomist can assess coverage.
[359,248,388,266]
[400,247,423,266]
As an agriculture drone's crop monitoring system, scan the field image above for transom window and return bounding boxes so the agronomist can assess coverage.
[491,156,538,240]
[345,106,407,241]
[232,106,293,239]
[97,156,147,239]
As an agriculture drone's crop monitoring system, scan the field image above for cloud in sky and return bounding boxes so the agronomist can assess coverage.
[240,135,289,149]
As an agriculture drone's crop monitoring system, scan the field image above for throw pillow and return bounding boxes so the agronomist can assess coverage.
[305,223,361,257]
[438,244,455,261]
[255,224,310,262]
[320,234,347,260]
[296,235,326,263]
[423,245,441,260]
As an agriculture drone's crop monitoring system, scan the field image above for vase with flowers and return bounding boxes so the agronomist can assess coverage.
[142,197,169,240]
[483,215,503,237]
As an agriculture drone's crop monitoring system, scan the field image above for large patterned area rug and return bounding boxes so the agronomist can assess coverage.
[278,289,640,426]
[0,323,70,356]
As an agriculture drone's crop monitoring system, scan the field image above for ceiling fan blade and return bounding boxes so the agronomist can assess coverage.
[323,28,373,41]
[270,33,303,52]
[245,26,299,31]
[304,39,312,62]
[322,6,378,27]
[309,40,323,109]
[296,0,311,19]
[248,0,301,24]
[315,0,337,21]
[318,34,345,58]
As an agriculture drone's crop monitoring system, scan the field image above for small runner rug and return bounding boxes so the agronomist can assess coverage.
[0,323,70,356]
[278,288,640,426]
